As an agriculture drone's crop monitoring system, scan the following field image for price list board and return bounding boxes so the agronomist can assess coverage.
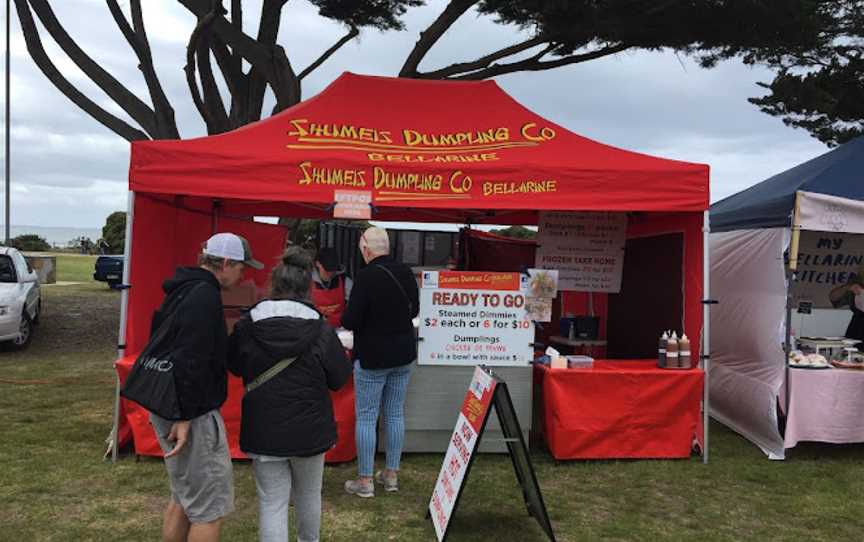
[418,271,533,367]
[534,211,627,292]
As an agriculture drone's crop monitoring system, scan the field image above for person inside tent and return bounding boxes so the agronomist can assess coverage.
[311,247,353,328]
[829,265,864,349]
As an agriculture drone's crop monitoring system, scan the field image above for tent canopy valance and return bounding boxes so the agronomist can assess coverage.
[130,72,709,224]
[711,136,864,233]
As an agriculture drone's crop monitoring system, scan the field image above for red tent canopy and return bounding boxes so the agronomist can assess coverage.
[130,72,708,224]
[115,73,710,461]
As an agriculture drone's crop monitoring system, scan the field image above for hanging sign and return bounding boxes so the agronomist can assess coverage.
[792,231,864,308]
[333,190,372,219]
[418,271,533,366]
[534,211,627,292]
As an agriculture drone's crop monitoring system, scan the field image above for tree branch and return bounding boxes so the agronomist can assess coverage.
[452,43,631,80]
[210,35,248,127]
[246,0,289,121]
[399,0,477,77]
[13,0,149,141]
[185,7,218,132]
[197,35,231,134]
[106,0,179,138]
[416,35,547,79]
[299,26,359,80]
[26,0,158,137]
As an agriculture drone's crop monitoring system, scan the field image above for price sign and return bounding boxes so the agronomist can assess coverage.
[418,271,533,367]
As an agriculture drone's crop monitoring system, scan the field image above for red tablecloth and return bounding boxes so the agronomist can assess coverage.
[115,355,356,463]
[535,361,703,460]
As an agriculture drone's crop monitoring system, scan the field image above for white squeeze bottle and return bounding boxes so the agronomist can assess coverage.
[666,331,679,368]
[679,334,691,369]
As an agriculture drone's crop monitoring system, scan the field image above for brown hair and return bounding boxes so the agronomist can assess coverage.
[270,246,313,300]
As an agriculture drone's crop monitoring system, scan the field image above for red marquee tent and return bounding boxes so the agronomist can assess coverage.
[112,72,711,462]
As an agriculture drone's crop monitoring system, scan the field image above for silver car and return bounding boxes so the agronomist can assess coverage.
[0,247,41,349]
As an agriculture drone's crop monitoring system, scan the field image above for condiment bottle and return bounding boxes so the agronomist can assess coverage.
[666,331,679,368]
[679,333,691,369]
[658,331,668,368]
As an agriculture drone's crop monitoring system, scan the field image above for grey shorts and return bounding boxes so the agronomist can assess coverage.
[150,410,235,524]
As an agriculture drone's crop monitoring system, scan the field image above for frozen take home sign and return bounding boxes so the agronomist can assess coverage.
[535,211,627,293]
[419,271,534,366]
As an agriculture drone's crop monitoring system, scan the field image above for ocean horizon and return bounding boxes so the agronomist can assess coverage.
[0,225,104,247]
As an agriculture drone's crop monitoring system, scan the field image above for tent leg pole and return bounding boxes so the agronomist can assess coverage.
[784,196,801,436]
[702,210,711,465]
[111,191,136,463]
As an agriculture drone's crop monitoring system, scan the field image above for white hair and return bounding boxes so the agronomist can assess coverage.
[361,227,390,257]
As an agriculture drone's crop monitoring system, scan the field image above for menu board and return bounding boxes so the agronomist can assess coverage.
[418,271,533,366]
[534,211,627,292]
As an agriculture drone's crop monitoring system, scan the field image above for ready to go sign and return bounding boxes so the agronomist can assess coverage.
[418,271,533,367]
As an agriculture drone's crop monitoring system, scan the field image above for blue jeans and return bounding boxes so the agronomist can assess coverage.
[353,361,413,477]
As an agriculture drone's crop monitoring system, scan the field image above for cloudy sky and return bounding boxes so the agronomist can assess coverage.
[0,0,830,229]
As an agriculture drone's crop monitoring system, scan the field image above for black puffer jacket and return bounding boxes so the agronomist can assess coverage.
[227,299,350,457]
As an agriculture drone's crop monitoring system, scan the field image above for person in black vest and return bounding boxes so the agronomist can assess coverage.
[228,246,350,542]
[342,226,419,498]
[149,232,262,542]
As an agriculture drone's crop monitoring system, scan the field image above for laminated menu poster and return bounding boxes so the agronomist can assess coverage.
[534,211,627,292]
[429,366,496,541]
[418,271,533,366]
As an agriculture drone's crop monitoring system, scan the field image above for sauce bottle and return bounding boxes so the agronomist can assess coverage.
[658,331,668,368]
[666,331,679,368]
[679,334,691,369]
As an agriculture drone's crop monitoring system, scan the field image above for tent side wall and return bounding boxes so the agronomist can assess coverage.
[120,194,288,456]
[709,228,788,459]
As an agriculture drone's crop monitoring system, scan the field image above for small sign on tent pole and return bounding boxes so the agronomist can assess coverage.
[333,190,372,220]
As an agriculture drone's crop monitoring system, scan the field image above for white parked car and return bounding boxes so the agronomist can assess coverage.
[0,247,41,349]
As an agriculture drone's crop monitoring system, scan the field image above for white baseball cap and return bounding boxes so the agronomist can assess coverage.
[202,232,263,269]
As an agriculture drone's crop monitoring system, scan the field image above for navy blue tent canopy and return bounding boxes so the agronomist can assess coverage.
[711,136,864,232]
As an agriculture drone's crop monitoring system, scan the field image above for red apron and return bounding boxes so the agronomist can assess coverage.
[311,276,346,328]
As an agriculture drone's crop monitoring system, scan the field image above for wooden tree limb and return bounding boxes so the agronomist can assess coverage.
[399,0,477,77]
[416,35,547,79]
[185,6,218,132]
[298,26,359,81]
[452,43,631,80]
[197,44,231,134]
[26,0,158,137]
[210,35,249,127]
[13,0,149,141]
[106,0,179,138]
[270,45,301,113]
[246,0,290,121]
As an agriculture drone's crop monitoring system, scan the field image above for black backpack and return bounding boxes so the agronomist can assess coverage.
[120,281,207,420]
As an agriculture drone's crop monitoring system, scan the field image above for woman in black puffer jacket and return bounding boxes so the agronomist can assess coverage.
[228,247,350,542]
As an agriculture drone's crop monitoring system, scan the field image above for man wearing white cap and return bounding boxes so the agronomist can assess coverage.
[149,232,262,542]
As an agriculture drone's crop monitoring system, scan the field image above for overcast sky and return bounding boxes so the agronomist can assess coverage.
[0,0,830,229]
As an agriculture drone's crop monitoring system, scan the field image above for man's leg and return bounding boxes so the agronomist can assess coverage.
[354,363,386,479]
[187,519,223,542]
[162,499,190,542]
[381,364,412,477]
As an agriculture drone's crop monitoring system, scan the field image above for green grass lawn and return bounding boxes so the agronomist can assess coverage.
[1,281,864,541]
[52,253,99,283]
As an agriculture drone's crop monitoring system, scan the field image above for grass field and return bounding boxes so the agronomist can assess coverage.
[1,266,863,541]
[53,253,99,283]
